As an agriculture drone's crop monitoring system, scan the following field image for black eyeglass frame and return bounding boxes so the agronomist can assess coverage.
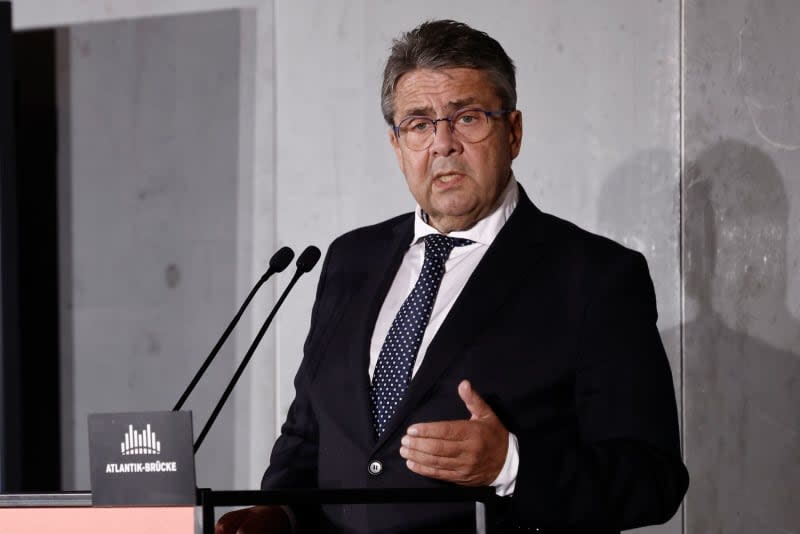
[392,108,514,149]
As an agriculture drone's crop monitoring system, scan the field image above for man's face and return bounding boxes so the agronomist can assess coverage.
[389,68,522,233]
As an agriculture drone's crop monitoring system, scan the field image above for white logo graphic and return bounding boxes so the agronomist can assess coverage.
[121,424,161,456]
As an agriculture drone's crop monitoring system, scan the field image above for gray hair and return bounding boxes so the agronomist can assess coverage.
[381,20,517,125]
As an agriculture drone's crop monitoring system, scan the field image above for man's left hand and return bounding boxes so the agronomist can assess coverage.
[399,380,509,486]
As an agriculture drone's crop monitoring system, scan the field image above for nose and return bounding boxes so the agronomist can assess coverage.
[430,118,461,156]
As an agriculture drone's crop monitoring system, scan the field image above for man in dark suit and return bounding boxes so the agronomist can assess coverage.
[217,19,688,533]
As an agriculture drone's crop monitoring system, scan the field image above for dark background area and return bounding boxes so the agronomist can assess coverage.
[1,0,61,492]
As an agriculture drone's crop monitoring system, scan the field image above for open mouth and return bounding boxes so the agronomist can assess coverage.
[433,172,466,186]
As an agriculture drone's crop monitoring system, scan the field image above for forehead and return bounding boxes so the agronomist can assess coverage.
[393,68,499,118]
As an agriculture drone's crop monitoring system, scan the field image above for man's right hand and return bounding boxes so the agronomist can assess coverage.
[215,505,291,534]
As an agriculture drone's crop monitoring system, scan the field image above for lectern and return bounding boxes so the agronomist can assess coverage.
[197,486,496,534]
[0,487,495,533]
[0,493,195,533]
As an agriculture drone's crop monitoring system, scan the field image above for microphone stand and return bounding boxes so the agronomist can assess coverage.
[193,246,320,452]
[173,247,294,412]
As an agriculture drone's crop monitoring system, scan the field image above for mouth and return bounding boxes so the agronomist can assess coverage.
[432,172,466,185]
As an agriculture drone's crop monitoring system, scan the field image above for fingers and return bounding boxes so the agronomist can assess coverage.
[402,381,509,487]
[405,458,482,485]
[457,380,494,420]
[401,433,482,475]
[215,506,290,534]
[401,446,464,471]
[400,421,487,485]
[215,508,246,534]
[400,434,463,464]
[406,382,496,437]
[401,434,462,456]
[407,420,469,440]
[402,434,484,486]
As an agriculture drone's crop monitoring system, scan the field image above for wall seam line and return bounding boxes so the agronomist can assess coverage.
[679,0,687,533]
[271,0,281,443]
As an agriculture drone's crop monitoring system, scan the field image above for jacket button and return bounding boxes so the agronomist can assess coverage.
[368,460,383,475]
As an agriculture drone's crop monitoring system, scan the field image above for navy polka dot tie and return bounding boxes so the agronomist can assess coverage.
[369,234,473,437]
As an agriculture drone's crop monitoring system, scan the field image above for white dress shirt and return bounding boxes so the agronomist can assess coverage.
[368,175,520,496]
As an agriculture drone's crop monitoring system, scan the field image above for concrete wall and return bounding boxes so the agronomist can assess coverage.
[9,0,800,531]
[58,10,247,490]
[683,1,800,532]
[15,0,276,493]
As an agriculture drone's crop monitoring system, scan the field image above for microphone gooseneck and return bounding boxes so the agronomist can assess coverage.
[193,245,321,452]
[173,246,294,412]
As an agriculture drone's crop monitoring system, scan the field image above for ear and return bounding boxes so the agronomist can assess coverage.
[389,127,406,174]
[508,110,523,160]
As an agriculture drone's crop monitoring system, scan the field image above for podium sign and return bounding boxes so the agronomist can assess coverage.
[88,411,196,506]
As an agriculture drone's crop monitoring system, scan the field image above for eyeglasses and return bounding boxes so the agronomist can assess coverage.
[392,108,513,151]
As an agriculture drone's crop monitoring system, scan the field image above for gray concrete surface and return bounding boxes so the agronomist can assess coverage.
[684,1,800,532]
[8,0,799,531]
[58,10,244,491]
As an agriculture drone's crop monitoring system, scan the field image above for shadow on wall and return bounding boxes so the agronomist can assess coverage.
[595,148,676,274]
[595,148,680,390]
[682,140,800,533]
[595,141,800,532]
[596,148,680,534]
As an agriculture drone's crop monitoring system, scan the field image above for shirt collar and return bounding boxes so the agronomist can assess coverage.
[412,174,519,246]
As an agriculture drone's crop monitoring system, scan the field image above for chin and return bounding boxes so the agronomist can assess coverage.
[431,193,477,213]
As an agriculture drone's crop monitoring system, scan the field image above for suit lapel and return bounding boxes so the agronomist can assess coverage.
[328,215,413,444]
[373,189,548,449]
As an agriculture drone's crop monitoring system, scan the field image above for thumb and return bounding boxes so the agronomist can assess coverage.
[458,380,494,420]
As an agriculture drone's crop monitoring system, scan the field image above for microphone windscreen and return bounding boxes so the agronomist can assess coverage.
[296,246,321,273]
[269,246,295,272]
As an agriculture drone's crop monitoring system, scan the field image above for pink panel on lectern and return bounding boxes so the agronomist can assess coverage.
[0,506,194,533]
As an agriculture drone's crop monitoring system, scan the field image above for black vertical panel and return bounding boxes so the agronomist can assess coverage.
[13,28,60,491]
[0,0,22,492]
[0,1,60,491]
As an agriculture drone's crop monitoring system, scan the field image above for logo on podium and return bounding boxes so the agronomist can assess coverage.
[89,411,195,506]
[121,424,162,455]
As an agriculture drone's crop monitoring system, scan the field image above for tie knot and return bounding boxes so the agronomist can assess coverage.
[423,234,474,261]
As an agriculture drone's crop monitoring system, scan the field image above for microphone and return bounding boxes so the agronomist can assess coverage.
[193,246,322,452]
[173,246,295,412]
[296,244,322,272]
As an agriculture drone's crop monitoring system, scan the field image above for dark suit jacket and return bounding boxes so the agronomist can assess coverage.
[262,186,689,533]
